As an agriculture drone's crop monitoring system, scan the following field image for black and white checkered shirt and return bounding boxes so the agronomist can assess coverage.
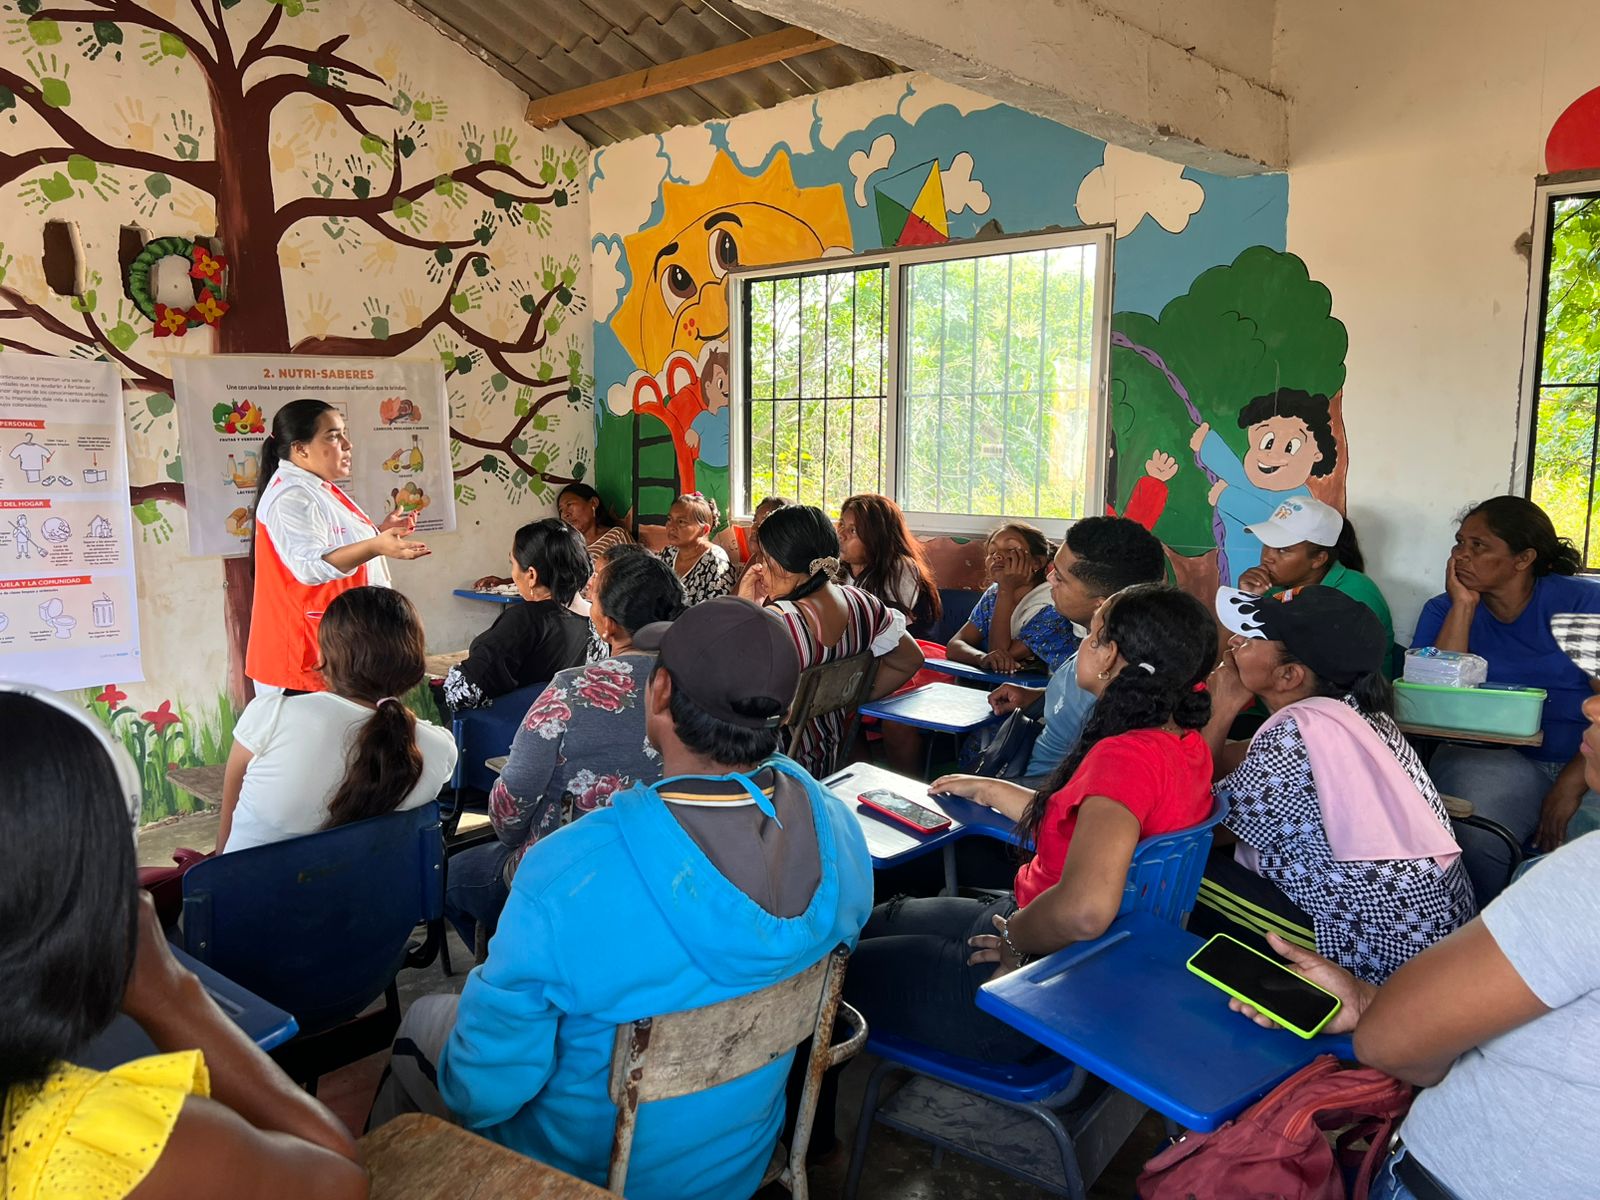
[1218,696,1476,983]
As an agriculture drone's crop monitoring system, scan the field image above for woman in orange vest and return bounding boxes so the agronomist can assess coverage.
[245,398,429,695]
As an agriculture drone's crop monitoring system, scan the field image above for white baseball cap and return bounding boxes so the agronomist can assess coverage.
[1245,495,1344,549]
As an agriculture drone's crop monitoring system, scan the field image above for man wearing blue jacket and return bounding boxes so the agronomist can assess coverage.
[371,596,875,1199]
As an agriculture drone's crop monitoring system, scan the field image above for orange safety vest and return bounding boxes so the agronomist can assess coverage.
[244,484,372,692]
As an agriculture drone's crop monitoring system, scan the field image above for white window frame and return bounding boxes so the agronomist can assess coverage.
[1513,174,1600,494]
[726,225,1115,538]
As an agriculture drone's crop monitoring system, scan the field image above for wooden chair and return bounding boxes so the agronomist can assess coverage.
[605,945,867,1199]
[784,651,878,776]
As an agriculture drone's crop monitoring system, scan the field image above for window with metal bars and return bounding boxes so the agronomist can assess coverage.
[729,228,1113,536]
[1525,182,1600,567]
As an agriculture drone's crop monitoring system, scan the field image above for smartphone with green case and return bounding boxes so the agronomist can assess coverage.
[1186,933,1342,1039]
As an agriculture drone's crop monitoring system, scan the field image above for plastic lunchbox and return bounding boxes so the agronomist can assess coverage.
[1393,680,1547,738]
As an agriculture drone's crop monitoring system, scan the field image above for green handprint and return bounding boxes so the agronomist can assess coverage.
[390,196,427,232]
[136,172,170,217]
[68,154,118,200]
[358,134,394,167]
[491,127,517,166]
[132,499,173,544]
[512,386,532,416]
[79,21,120,61]
[21,172,74,210]
[363,297,390,339]
[539,145,559,185]
[450,286,482,315]
[25,52,70,107]
[320,217,361,254]
[460,123,484,165]
[425,247,454,285]
[18,16,59,46]
[165,111,203,160]
[138,32,186,69]
[412,96,447,122]
[307,63,346,90]
[561,150,584,182]
[431,175,467,208]
[454,481,477,505]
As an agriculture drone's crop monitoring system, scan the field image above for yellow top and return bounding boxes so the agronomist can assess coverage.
[2,1051,209,1200]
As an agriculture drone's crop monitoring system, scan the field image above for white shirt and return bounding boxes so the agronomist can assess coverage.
[256,461,391,588]
[226,692,457,853]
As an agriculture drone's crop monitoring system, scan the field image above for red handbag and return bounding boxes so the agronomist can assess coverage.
[1137,1055,1414,1200]
[137,846,212,928]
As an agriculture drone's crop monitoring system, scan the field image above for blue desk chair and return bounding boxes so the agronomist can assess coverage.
[923,588,983,647]
[844,798,1229,1199]
[180,802,444,1091]
[445,682,546,840]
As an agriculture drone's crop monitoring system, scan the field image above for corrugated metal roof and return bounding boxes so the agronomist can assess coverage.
[405,0,903,145]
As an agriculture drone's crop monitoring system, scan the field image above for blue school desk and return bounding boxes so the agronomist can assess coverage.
[452,587,519,605]
[921,657,1050,690]
[824,761,1019,893]
[75,945,299,1070]
[976,911,1354,1132]
[858,682,1006,735]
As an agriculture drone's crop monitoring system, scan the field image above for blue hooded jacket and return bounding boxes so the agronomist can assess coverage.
[436,755,874,1199]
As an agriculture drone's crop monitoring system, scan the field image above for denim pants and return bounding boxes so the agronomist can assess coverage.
[1368,1147,1467,1200]
[1428,745,1600,843]
[443,840,512,947]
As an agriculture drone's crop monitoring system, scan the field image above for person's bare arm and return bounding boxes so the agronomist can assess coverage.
[868,631,924,698]
[214,741,253,853]
[1201,654,1255,781]
[1432,558,1477,653]
[930,773,1036,822]
[1003,797,1141,953]
[323,528,429,572]
[945,621,988,666]
[989,683,1046,715]
[1353,918,1549,1086]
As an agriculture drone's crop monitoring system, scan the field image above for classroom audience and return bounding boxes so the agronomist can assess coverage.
[1415,495,1600,853]
[0,686,367,1200]
[658,491,736,605]
[1232,613,1600,1200]
[443,518,591,710]
[841,584,1217,1061]
[219,587,457,853]
[757,505,924,775]
[371,598,874,1199]
[985,516,1169,783]
[474,482,631,590]
[1198,585,1474,983]
[836,492,942,635]
[443,551,687,944]
[1236,496,1395,655]
[947,522,1079,674]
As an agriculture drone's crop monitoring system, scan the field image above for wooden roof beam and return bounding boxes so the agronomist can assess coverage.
[525,25,836,128]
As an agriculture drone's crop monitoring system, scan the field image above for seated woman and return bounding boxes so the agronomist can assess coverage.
[444,518,591,710]
[946,522,1077,674]
[220,586,458,853]
[757,505,924,776]
[835,493,942,636]
[1414,495,1600,854]
[658,491,736,605]
[0,685,366,1200]
[1200,585,1475,984]
[1235,495,1395,655]
[841,584,1216,1061]
[1231,613,1600,1199]
[444,550,687,943]
[474,482,631,590]
[732,495,790,604]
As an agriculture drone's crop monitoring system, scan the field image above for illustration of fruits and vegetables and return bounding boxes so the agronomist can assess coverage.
[212,400,265,435]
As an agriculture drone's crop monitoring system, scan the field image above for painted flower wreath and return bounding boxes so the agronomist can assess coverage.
[126,236,230,338]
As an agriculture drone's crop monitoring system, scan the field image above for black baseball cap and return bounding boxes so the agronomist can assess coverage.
[633,596,800,728]
[1217,585,1387,686]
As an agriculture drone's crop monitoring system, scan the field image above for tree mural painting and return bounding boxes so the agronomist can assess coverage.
[0,0,587,704]
[1108,246,1349,594]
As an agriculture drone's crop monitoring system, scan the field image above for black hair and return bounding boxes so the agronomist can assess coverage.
[1,694,138,1092]
[513,517,593,605]
[760,505,841,603]
[1063,516,1167,597]
[1304,516,1366,574]
[989,521,1053,587]
[1023,584,1216,851]
[599,550,687,635]
[558,482,622,531]
[655,665,783,766]
[1277,645,1394,718]
[1463,496,1582,577]
[839,493,942,630]
[255,397,334,513]
[1236,388,1338,478]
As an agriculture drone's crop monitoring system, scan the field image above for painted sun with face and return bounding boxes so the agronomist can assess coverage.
[611,151,853,371]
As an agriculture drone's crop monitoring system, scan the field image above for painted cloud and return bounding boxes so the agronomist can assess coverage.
[590,237,627,325]
[941,152,990,216]
[849,134,896,207]
[1075,145,1205,237]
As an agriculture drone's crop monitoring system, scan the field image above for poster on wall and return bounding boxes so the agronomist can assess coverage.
[172,356,456,558]
[0,356,144,690]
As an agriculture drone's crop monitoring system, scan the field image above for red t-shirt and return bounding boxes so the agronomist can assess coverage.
[1012,729,1214,908]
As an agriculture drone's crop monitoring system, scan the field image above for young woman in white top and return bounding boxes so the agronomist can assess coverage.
[245,399,429,695]
[220,587,457,853]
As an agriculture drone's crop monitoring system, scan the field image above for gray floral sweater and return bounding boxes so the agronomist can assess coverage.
[488,651,662,883]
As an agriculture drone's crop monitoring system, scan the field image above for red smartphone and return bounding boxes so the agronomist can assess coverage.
[859,788,952,834]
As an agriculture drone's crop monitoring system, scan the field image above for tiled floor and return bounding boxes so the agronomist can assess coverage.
[138,812,1162,1198]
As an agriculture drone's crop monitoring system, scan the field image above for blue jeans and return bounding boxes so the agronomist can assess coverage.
[443,841,512,947]
[1428,745,1600,841]
[1370,1148,1464,1200]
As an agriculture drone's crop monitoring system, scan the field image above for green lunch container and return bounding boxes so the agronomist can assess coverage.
[1393,681,1547,738]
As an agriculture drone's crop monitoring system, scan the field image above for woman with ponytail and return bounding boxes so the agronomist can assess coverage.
[840,584,1217,1061]
[219,587,457,852]
[246,398,429,696]
[757,505,924,775]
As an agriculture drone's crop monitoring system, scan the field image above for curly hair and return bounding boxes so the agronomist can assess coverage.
[1236,388,1339,478]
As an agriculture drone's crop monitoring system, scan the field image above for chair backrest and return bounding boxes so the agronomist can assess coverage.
[927,588,981,646]
[605,945,853,1196]
[181,802,444,1038]
[450,682,547,794]
[1119,796,1230,927]
[1450,812,1521,909]
[784,651,878,776]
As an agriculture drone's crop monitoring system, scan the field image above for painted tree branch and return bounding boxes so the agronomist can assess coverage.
[81,311,173,394]
[292,251,487,357]
[130,481,185,506]
[0,287,174,393]
[453,429,574,486]
[244,35,386,87]
[396,161,561,207]
[239,3,284,70]
[32,3,220,77]
[245,75,391,137]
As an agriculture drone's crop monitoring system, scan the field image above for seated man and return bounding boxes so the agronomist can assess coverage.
[371,597,875,1200]
[987,516,1168,784]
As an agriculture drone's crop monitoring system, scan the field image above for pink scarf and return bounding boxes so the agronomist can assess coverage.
[1253,697,1461,869]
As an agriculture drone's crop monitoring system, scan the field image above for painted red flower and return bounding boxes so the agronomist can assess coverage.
[153,303,189,337]
[192,287,229,326]
[189,244,226,285]
[574,665,635,712]
[95,684,127,708]
[141,699,181,735]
